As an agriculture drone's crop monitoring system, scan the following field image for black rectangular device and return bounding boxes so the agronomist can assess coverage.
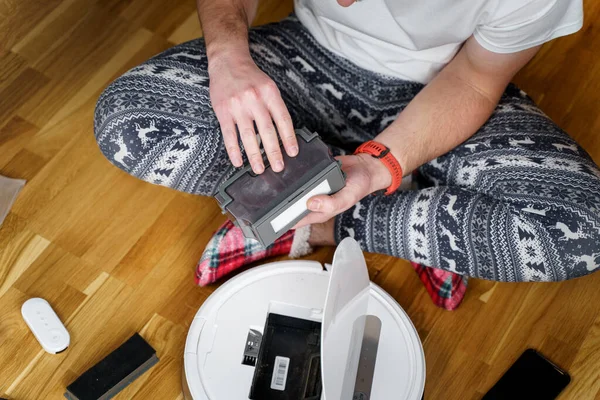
[249,313,322,400]
[483,348,570,400]
[64,333,159,400]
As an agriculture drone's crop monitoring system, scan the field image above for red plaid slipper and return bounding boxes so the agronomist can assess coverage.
[195,220,295,286]
[410,262,468,310]
[195,221,468,311]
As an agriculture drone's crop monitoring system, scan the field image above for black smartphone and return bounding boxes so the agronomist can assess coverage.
[482,349,570,400]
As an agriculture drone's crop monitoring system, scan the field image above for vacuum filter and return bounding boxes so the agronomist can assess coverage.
[215,128,346,247]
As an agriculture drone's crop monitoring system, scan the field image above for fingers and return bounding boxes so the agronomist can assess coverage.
[294,192,346,228]
[308,180,362,214]
[298,158,367,226]
[218,80,294,174]
[248,94,284,172]
[295,191,357,228]
[239,123,264,174]
[307,194,345,215]
[294,154,377,230]
[231,100,264,174]
[336,155,360,168]
[221,119,243,167]
[213,107,243,168]
[263,82,298,157]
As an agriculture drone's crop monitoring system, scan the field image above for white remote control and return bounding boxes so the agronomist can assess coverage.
[21,298,70,354]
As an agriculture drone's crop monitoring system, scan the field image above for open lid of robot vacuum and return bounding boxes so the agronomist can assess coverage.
[321,238,425,400]
[183,238,425,400]
[321,238,373,400]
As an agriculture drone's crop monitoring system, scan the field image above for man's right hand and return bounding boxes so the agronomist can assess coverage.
[208,50,298,174]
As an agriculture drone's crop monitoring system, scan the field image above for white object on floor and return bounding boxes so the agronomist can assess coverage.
[21,298,70,354]
[183,238,425,400]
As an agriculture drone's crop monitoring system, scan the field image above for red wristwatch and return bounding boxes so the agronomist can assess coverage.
[354,140,403,195]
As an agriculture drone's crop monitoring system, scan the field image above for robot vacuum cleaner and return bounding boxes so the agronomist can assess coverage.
[183,238,425,400]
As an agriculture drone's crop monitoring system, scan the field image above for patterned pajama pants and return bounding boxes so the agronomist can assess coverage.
[94,16,600,283]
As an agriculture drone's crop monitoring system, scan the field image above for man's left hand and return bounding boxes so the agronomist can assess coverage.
[294,153,392,228]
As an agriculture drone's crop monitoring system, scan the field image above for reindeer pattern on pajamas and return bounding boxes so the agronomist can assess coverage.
[94,16,600,283]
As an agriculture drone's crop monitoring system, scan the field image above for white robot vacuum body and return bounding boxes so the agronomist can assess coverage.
[183,238,425,400]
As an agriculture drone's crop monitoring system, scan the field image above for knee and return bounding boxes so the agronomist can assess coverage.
[95,73,123,139]
[94,81,116,164]
[93,77,141,171]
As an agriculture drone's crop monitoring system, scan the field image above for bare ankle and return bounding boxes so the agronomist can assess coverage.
[308,218,336,246]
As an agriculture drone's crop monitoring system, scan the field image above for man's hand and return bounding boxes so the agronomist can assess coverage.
[196,0,296,173]
[208,51,298,173]
[294,153,392,228]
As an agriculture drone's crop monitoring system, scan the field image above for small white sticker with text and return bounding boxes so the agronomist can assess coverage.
[270,356,290,391]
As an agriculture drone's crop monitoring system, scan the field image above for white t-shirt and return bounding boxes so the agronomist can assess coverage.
[295,0,583,83]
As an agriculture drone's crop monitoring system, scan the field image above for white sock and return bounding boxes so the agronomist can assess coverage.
[289,225,313,258]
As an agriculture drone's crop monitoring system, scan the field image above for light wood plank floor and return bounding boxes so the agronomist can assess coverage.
[1,1,599,399]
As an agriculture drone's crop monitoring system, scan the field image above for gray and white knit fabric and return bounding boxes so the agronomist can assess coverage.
[94,16,600,283]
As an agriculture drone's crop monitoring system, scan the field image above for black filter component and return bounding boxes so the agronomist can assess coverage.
[215,128,346,247]
[64,333,159,400]
[249,313,322,400]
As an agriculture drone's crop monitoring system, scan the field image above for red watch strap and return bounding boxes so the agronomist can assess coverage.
[354,141,403,195]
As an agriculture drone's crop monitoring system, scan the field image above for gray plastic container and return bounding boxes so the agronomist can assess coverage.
[215,128,346,247]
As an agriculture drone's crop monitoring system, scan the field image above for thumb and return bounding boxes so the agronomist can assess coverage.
[307,194,334,212]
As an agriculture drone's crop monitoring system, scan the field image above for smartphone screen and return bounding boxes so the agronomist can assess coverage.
[483,349,570,400]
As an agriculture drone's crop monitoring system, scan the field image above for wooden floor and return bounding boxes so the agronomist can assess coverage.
[1,1,599,399]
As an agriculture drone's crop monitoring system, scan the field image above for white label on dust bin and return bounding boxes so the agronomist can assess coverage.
[271,356,290,391]
[270,179,332,233]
